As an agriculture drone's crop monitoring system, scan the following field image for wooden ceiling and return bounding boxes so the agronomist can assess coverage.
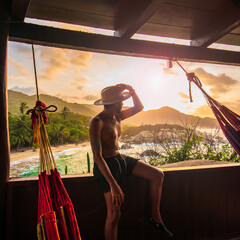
[8,0,240,65]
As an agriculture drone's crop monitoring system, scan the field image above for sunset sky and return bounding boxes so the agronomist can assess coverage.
[7,19,240,118]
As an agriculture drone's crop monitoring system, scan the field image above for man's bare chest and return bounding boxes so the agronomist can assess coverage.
[101,120,121,139]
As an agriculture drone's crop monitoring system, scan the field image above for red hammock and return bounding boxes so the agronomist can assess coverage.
[37,171,60,240]
[48,168,81,239]
[28,101,81,240]
[186,72,240,156]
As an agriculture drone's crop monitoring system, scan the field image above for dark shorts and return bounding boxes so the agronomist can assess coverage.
[93,154,140,193]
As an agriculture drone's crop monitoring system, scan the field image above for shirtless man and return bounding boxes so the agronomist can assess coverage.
[89,84,173,240]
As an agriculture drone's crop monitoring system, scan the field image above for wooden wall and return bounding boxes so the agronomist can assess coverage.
[6,165,240,240]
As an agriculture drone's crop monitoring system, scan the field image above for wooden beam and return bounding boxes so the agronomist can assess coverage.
[9,22,240,66]
[11,0,30,21]
[0,1,10,239]
[114,0,165,38]
[191,0,240,47]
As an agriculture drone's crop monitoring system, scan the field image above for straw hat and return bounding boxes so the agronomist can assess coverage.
[94,85,132,105]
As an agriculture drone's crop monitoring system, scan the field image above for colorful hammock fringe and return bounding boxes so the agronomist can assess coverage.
[187,73,240,156]
[28,101,81,240]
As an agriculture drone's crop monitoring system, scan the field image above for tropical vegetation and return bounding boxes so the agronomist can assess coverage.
[9,105,90,150]
[122,123,240,165]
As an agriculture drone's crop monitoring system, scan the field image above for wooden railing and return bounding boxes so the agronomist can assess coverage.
[6,165,240,240]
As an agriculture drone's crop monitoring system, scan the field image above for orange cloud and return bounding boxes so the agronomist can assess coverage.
[192,97,240,118]
[56,94,80,102]
[38,47,92,81]
[163,67,178,75]
[83,94,99,101]
[192,104,214,118]
[192,67,239,96]
[178,92,189,99]
[69,51,91,68]
[39,47,69,80]
[8,58,30,77]
[76,85,84,91]
[186,106,193,111]
[74,77,88,83]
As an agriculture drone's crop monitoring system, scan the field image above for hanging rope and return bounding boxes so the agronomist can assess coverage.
[27,44,57,145]
[32,44,40,101]
[175,60,203,102]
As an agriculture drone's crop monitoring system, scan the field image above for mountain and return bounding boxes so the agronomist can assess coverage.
[123,106,218,129]
[8,90,101,116]
[8,90,218,129]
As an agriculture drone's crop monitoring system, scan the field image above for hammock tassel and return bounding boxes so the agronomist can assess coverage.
[26,100,57,146]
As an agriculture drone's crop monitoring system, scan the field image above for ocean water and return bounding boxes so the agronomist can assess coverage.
[10,145,94,178]
[13,141,216,178]
[10,143,151,178]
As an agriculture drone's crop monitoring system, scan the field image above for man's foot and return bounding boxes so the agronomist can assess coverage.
[147,218,173,238]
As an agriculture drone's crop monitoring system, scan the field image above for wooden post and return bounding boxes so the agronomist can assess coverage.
[0,0,10,239]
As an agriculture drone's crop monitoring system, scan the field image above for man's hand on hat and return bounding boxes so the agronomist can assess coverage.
[116,84,135,95]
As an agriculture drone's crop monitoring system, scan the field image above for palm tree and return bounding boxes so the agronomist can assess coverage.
[60,106,70,119]
[9,115,32,150]
[19,101,28,114]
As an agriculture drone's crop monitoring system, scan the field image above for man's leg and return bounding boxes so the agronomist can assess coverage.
[104,192,121,240]
[132,160,164,223]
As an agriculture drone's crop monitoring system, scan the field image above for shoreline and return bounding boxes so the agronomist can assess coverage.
[10,142,90,162]
[10,142,240,168]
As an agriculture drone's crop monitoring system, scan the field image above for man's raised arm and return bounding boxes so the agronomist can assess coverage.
[117,84,144,120]
[89,117,124,206]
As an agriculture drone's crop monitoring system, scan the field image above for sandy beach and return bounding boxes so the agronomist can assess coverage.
[10,142,90,162]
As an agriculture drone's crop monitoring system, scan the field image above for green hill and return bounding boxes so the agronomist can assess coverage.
[8,90,218,129]
[8,90,101,116]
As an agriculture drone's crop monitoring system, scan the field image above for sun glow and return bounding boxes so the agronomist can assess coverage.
[128,60,183,110]
[119,59,210,115]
